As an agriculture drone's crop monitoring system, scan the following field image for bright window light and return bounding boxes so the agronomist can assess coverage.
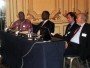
[0,0,5,9]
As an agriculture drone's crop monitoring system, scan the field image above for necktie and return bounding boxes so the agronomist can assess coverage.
[74,26,81,35]
[67,24,71,30]
[65,24,71,35]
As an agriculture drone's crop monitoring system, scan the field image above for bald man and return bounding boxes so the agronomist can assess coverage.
[65,13,90,61]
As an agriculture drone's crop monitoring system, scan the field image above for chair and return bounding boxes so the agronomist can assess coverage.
[63,56,90,68]
[63,56,80,68]
[86,59,90,68]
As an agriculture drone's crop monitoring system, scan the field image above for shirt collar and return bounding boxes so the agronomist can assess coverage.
[80,23,85,27]
[70,22,75,26]
[43,20,48,23]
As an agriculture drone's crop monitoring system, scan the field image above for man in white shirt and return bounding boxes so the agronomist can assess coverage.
[65,13,90,61]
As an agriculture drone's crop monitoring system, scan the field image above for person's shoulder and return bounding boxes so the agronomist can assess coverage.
[13,20,20,24]
[48,20,54,24]
[25,19,31,23]
[73,22,79,27]
[25,19,31,21]
[73,22,78,25]
[39,21,43,24]
[84,23,90,27]
[83,23,90,31]
[86,23,90,25]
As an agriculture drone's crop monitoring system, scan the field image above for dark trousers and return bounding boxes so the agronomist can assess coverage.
[64,42,80,56]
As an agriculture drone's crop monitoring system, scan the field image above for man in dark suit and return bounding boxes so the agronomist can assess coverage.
[63,12,79,43]
[75,13,90,60]
[65,13,90,61]
[54,12,79,41]
[34,11,55,35]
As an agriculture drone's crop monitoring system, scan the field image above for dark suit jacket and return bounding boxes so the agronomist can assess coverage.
[64,23,90,60]
[79,23,90,60]
[34,20,55,33]
[63,22,79,42]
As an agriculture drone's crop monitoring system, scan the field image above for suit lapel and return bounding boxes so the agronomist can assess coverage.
[80,23,87,36]
[65,24,71,35]
[42,20,49,27]
[65,22,77,36]
[79,23,87,44]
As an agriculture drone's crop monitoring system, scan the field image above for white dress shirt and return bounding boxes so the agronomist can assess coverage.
[70,23,85,44]
[70,22,75,27]
[65,22,75,36]
[37,20,48,35]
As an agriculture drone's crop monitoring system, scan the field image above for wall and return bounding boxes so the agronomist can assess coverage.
[6,0,89,26]
[6,0,89,35]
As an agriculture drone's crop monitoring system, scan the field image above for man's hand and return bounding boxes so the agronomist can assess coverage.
[65,41,68,48]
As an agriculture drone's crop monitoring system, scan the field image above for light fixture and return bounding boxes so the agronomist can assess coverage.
[0,0,5,9]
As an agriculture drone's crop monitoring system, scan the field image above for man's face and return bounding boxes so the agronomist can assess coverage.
[42,12,48,20]
[76,14,82,25]
[67,14,74,23]
[19,14,25,21]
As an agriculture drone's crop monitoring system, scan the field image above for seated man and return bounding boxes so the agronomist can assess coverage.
[63,12,79,43]
[33,11,55,35]
[54,12,79,42]
[65,13,90,61]
[10,11,33,32]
